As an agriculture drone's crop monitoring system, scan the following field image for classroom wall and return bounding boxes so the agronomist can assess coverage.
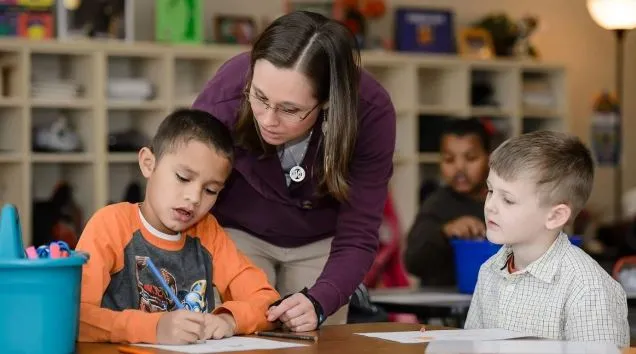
[131,0,636,223]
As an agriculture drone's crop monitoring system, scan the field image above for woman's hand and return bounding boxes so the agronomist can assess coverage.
[267,293,318,332]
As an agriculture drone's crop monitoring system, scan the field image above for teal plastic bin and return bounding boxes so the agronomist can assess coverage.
[451,236,582,294]
[0,204,88,354]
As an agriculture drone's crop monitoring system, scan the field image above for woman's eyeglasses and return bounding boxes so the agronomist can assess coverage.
[244,90,319,122]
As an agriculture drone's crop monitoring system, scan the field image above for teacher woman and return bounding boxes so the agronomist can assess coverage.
[192,10,396,332]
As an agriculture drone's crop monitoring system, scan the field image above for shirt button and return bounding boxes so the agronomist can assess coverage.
[301,200,313,209]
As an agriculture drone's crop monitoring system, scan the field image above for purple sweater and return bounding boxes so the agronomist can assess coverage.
[192,52,396,316]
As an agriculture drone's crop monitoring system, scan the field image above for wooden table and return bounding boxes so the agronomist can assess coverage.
[77,322,428,354]
[76,322,636,354]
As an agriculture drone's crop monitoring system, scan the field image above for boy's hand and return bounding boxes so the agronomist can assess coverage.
[203,313,236,340]
[156,310,206,345]
[443,216,485,239]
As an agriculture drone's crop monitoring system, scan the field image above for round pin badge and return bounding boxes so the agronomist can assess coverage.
[289,165,306,183]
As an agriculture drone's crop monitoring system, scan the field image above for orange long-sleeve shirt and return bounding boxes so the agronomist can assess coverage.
[75,202,280,344]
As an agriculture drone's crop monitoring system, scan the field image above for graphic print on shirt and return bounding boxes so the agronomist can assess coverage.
[135,256,208,313]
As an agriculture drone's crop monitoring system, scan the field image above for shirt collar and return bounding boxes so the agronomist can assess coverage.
[487,232,570,283]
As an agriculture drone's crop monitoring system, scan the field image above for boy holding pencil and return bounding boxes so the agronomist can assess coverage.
[76,109,280,345]
[464,131,629,347]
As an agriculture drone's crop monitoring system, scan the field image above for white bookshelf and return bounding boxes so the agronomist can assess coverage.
[0,39,567,246]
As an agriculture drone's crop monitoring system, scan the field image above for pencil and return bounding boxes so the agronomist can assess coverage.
[145,257,184,310]
[255,331,318,342]
[117,346,154,354]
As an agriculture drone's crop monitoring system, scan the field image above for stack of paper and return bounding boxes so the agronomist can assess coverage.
[135,336,308,353]
[425,340,620,354]
[356,328,532,344]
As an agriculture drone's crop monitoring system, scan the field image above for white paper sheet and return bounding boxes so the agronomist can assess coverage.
[425,339,620,354]
[135,336,308,353]
[356,329,532,344]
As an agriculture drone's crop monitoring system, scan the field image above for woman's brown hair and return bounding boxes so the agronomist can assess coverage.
[234,10,360,202]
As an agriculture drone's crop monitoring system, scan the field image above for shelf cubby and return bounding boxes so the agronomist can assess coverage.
[30,50,95,102]
[418,63,469,116]
[107,109,165,153]
[107,53,168,105]
[173,55,228,108]
[0,48,25,103]
[31,108,93,154]
[31,162,96,225]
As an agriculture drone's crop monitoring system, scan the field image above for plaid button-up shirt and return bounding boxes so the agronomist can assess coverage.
[465,232,630,347]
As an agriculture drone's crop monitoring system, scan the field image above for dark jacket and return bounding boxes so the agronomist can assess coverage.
[192,52,396,316]
[404,186,485,287]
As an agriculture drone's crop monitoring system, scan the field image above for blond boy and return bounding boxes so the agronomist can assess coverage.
[465,130,629,347]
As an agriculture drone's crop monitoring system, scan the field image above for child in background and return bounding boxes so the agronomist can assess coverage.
[76,109,280,345]
[405,118,490,286]
[465,130,629,347]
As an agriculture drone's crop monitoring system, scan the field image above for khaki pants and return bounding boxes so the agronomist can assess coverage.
[223,227,349,326]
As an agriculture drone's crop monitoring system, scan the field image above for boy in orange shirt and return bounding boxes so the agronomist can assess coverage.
[76,109,280,345]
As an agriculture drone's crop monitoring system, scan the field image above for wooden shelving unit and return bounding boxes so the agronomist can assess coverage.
[0,39,567,246]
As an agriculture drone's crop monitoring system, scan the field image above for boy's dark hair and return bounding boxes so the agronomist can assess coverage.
[489,130,594,218]
[442,118,491,152]
[151,109,234,163]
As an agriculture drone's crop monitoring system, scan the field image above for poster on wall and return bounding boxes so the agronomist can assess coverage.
[590,91,621,166]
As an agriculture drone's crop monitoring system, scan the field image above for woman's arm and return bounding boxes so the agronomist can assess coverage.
[307,94,397,317]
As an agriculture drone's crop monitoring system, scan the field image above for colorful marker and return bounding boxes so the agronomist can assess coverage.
[145,257,184,310]
[56,240,70,253]
[49,242,61,258]
[25,246,37,259]
[36,245,49,258]
[117,346,154,354]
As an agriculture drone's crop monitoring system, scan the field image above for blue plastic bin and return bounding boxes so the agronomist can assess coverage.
[0,204,88,354]
[451,236,582,294]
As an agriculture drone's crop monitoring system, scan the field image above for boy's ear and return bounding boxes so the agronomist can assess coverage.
[138,147,156,178]
[545,203,571,230]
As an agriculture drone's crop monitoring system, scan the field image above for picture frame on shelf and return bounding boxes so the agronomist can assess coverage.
[18,11,53,39]
[213,15,257,45]
[394,7,457,54]
[0,0,55,39]
[458,27,495,59]
[56,0,134,42]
